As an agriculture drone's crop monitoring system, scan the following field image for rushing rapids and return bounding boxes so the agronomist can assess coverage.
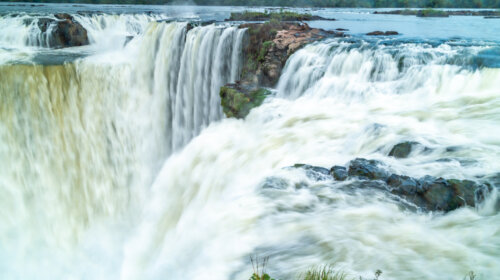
[1,7,500,280]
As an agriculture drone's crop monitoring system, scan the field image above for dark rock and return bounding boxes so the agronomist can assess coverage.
[387,174,419,194]
[336,28,348,31]
[348,158,389,181]
[421,177,454,211]
[367,31,400,36]
[385,31,399,35]
[388,141,419,158]
[447,179,477,207]
[32,15,89,48]
[330,166,348,181]
[219,84,270,119]
[124,36,134,46]
[51,19,89,48]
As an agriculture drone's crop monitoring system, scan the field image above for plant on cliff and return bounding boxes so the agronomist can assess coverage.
[220,86,270,119]
[258,41,275,62]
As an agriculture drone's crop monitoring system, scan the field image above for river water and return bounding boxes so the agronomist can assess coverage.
[0,3,499,280]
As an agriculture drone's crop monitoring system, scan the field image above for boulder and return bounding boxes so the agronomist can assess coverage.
[348,158,389,181]
[388,141,419,158]
[33,13,89,48]
[330,166,348,181]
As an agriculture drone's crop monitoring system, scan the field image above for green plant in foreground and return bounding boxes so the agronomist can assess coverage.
[302,265,351,280]
[250,256,276,280]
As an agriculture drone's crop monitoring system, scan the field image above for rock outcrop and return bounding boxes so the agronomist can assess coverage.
[260,158,494,213]
[220,21,343,119]
[34,13,89,48]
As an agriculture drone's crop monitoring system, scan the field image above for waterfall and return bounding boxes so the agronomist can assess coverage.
[277,40,500,100]
[0,19,246,279]
[1,8,500,280]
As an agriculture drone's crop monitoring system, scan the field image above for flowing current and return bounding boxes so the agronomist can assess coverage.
[1,7,499,280]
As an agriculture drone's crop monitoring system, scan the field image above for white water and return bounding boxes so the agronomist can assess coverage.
[0,15,245,279]
[1,11,500,280]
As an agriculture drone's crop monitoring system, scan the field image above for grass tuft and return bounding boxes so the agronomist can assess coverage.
[302,266,351,280]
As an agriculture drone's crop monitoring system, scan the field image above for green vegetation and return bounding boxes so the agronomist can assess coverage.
[220,86,270,118]
[417,8,449,16]
[2,0,500,8]
[258,40,274,62]
[302,266,352,280]
[229,10,316,21]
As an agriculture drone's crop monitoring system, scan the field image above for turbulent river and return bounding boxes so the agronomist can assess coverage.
[0,4,499,280]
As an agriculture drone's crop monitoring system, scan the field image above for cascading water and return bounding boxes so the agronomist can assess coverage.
[0,12,245,279]
[1,6,499,280]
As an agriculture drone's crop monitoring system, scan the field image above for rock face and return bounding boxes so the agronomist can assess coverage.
[267,158,493,213]
[239,22,342,88]
[220,21,342,119]
[34,13,89,48]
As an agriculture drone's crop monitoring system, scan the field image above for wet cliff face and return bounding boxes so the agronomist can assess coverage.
[239,21,342,88]
[220,22,343,119]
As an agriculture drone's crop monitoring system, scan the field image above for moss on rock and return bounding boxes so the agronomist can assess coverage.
[220,85,270,119]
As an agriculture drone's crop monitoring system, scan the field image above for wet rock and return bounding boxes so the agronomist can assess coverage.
[367,31,399,36]
[124,36,134,46]
[388,141,419,158]
[219,84,270,119]
[32,14,89,48]
[348,158,389,181]
[420,177,455,211]
[291,164,331,181]
[330,166,347,181]
[50,18,89,48]
[387,174,419,194]
[447,179,477,206]
[54,13,72,20]
[35,18,54,33]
